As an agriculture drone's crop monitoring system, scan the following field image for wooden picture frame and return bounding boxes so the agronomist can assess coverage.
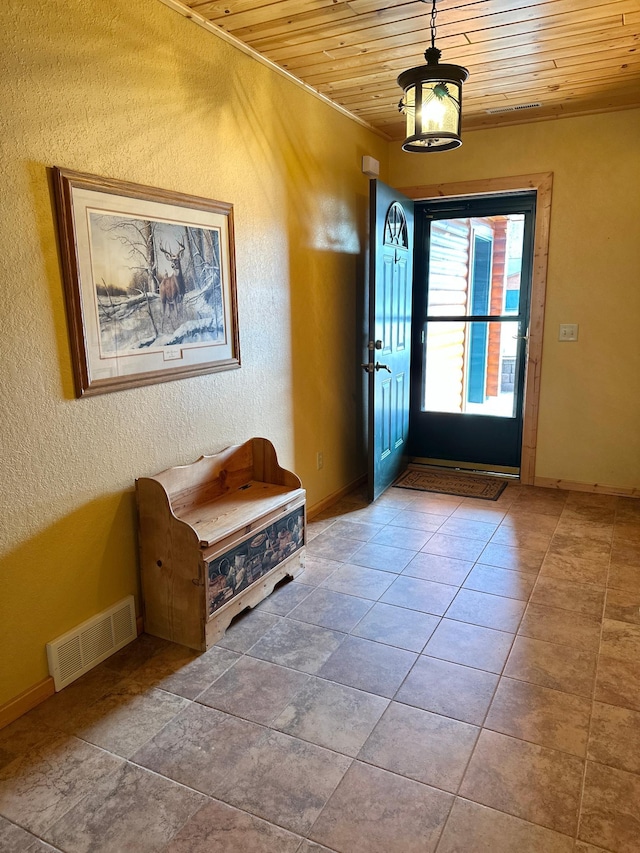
[53,167,240,397]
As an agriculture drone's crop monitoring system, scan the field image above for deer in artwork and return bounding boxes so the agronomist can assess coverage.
[159,239,187,331]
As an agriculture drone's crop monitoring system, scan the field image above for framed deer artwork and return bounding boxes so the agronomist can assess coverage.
[53,168,240,396]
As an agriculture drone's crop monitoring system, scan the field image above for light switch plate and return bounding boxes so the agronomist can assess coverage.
[559,323,578,341]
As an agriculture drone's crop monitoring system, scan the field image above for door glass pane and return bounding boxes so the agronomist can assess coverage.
[427,214,525,317]
[423,320,520,417]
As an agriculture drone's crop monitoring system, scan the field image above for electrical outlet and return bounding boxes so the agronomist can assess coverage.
[559,323,578,341]
[316,451,323,470]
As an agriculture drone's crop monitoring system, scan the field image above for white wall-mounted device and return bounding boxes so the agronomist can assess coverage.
[362,156,380,178]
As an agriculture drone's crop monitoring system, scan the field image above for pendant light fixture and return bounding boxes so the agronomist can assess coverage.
[397,0,469,152]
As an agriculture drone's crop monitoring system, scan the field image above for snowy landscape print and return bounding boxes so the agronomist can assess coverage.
[89,212,225,356]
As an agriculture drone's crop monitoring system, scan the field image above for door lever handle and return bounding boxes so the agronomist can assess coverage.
[361,362,392,374]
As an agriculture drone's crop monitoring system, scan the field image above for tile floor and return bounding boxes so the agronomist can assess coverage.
[1,482,640,852]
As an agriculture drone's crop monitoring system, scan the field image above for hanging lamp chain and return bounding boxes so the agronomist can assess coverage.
[430,0,438,50]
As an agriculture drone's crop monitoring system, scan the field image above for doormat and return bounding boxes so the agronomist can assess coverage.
[394,467,508,501]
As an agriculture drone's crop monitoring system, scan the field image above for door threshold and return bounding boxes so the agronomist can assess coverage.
[409,458,520,479]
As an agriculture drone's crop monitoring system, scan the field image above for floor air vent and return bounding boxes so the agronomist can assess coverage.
[486,103,542,114]
[46,595,136,691]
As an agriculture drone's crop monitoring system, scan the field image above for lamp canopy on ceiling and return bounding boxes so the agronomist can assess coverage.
[397,0,469,152]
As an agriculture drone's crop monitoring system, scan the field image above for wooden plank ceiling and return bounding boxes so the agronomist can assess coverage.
[175,0,640,138]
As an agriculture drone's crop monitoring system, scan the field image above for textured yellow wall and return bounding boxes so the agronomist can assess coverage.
[0,0,387,705]
[389,110,640,490]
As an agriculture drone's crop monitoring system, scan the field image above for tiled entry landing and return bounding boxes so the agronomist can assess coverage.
[1,483,640,852]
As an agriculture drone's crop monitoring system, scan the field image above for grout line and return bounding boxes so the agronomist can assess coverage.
[572,497,616,846]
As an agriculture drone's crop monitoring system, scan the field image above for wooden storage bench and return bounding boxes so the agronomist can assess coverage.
[136,437,306,650]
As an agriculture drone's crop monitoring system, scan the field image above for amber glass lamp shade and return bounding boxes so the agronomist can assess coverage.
[398,47,469,152]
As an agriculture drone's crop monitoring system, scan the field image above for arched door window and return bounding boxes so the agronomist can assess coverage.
[384,202,409,248]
